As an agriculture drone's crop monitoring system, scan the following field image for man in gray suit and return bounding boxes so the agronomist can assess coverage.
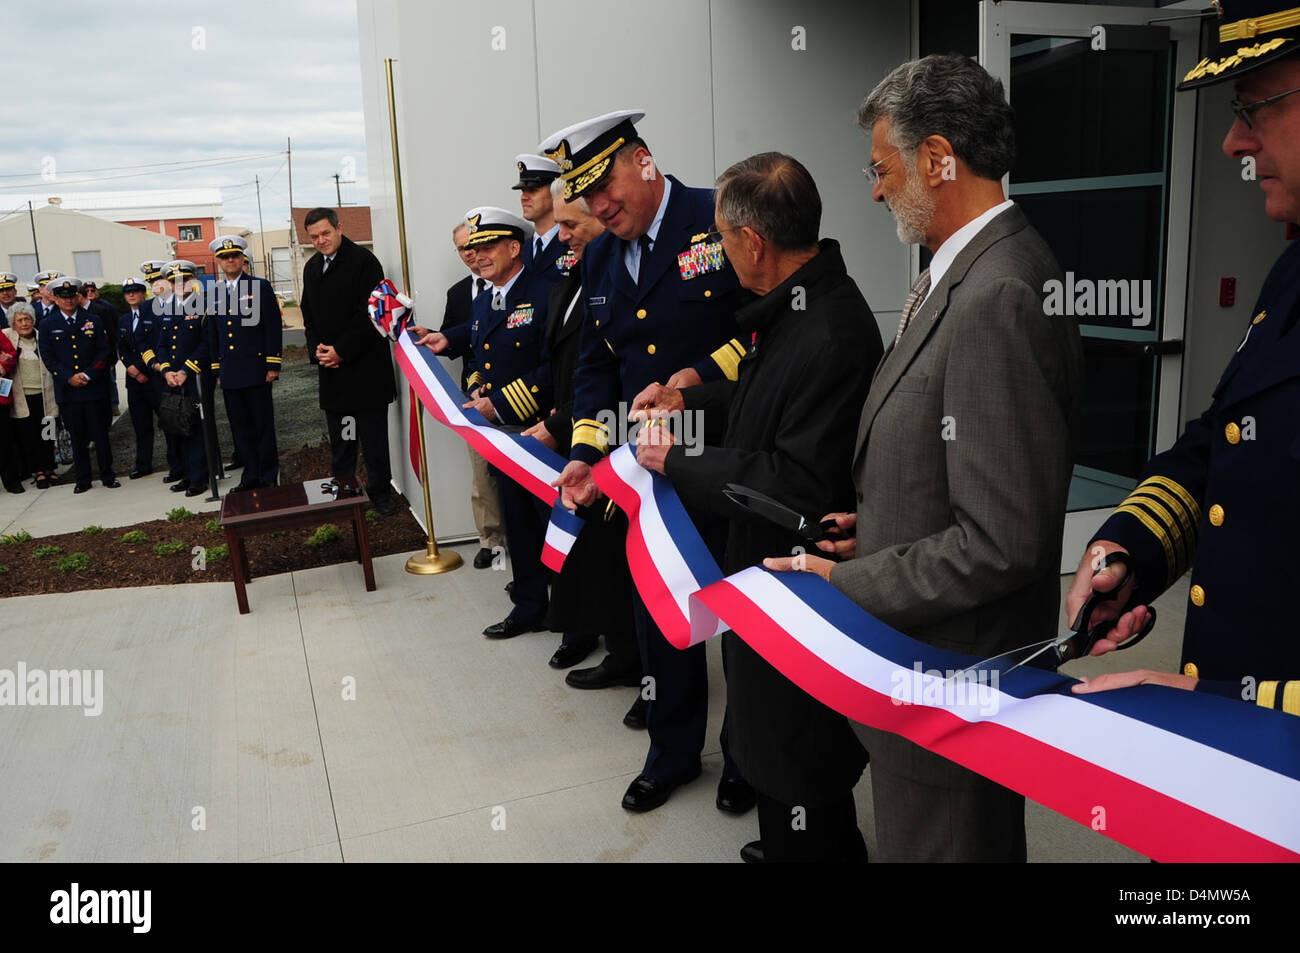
[766,54,1084,861]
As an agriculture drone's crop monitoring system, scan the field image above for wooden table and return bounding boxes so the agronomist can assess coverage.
[219,479,376,614]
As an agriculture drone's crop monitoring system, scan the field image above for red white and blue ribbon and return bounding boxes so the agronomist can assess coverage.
[394,331,579,568]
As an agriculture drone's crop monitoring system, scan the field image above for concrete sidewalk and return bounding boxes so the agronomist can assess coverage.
[0,544,1189,863]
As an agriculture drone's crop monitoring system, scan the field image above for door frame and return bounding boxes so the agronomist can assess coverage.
[978,0,1201,570]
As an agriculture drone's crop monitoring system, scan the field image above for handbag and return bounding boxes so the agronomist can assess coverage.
[55,421,73,465]
[158,391,199,437]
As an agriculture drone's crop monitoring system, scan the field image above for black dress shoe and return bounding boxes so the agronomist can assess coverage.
[102,478,121,489]
[162,471,184,484]
[73,483,91,494]
[4,481,24,494]
[472,547,495,569]
[482,616,546,640]
[372,494,400,517]
[169,480,190,492]
[231,483,258,493]
[185,484,206,497]
[740,841,766,864]
[129,468,152,480]
[566,656,643,690]
[623,695,649,730]
[621,765,702,813]
[226,458,243,470]
[548,639,596,670]
[716,777,757,815]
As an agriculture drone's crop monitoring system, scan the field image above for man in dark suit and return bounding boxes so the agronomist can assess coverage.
[635,152,881,862]
[546,109,754,814]
[768,55,1084,861]
[441,221,504,569]
[208,235,282,491]
[117,276,159,478]
[417,207,553,637]
[37,276,119,492]
[300,207,399,516]
[521,179,638,675]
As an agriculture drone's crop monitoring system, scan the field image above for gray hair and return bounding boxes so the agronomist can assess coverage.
[452,220,469,238]
[715,152,820,251]
[857,54,1015,181]
[550,177,566,201]
[10,302,35,319]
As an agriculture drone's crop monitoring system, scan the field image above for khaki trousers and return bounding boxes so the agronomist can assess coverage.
[467,444,504,549]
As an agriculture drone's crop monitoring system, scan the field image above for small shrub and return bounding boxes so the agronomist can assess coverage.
[205,517,222,533]
[1,530,33,546]
[57,552,90,573]
[364,508,379,524]
[154,539,186,556]
[120,530,149,544]
[0,565,8,575]
[32,544,62,559]
[269,530,287,538]
[81,525,106,536]
[166,507,195,523]
[304,524,343,548]
[207,543,229,562]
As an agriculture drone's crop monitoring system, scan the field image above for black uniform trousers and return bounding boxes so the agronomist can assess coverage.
[325,407,391,499]
[124,379,156,471]
[755,792,868,862]
[59,398,114,486]
[492,466,552,626]
[152,376,183,477]
[223,384,277,487]
[166,378,208,485]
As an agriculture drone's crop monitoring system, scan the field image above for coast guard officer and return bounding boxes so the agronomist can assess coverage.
[515,153,571,298]
[118,275,160,478]
[32,270,64,324]
[0,273,18,328]
[142,259,184,482]
[1070,0,1300,717]
[150,260,208,496]
[207,234,282,491]
[545,109,752,814]
[417,207,553,638]
[37,276,118,492]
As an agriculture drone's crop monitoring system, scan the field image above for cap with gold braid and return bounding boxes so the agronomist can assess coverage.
[1180,0,1300,89]
[141,260,168,282]
[165,260,198,281]
[0,273,16,291]
[512,154,562,191]
[461,207,532,249]
[209,234,249,258]
[34,270,64,286]
[538,108,646,201]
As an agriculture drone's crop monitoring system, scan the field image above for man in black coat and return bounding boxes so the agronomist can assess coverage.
[300,207,399,515]
[521,181,639,677]
[634,154,882,862]
[441,221,504,568]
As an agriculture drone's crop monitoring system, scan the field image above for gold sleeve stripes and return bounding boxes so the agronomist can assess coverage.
[141,348,156,364]
[266,355,282,365]
[185,359,201,374]
[210,362,220,371]
[571,417,610,456]
[500,378,539,422]
[1113,475,1201,584]
[710,338,747,381]
[1258,681,1300,717]
[467,371,483,389]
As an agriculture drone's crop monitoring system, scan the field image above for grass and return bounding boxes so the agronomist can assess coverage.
[32,544,62,559]
[120,530,149,544]
[154,539,187,556]
[304,524,343,548]
[1,530,33,546]
[56,553,90,573]
[81,525,106,536]
[166,507,196,523]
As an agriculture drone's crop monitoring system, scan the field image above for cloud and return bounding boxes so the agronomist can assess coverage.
[1,0,370,230]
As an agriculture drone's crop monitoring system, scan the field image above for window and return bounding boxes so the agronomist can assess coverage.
[73,251,103,279]
[9,254,37,279]
[178,224,203,242]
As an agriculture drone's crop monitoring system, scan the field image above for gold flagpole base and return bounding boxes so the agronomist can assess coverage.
[406,543,463,575]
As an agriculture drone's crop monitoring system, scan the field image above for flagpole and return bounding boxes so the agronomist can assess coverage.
[386,56,461,575]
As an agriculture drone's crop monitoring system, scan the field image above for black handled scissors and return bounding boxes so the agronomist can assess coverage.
[721,483,840,543]
[950,552,1157,680]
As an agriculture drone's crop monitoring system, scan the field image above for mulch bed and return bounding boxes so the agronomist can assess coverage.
[0,440,429,597]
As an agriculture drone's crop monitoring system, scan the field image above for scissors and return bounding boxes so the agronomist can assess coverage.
[950,552,1157,680]
[721,483,840,543]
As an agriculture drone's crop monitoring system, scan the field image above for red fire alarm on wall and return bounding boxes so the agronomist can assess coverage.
[1219,277,1236,307]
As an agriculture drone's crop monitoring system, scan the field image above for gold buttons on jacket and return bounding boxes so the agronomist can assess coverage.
[636,308,647,319]
[1189,584,1206,607]
[1183,662,1199,678]
[1224,422,1241,444]
[1208,504,1224,526]
[647,344,656,355]
[704,290,712,298]
[484,363,491,370]
[484,343,490,350]
[515,341,520,347]
[1253,310,1267,324]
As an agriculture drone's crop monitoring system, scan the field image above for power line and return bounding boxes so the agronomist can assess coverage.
[0,151,284,179]
[0,153,286,190]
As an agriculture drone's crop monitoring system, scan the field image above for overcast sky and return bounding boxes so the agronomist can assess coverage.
[2,0,369,233]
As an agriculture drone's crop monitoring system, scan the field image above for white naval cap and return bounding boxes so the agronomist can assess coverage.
[538,108,646,200]
[462,206,533,248]
[47,275,83,295]
[209,234,249,257]
[121,275,148,292]
[512,154,562,190]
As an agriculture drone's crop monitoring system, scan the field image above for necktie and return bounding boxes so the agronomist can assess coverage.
[492,290,504,312]
[893,268,931,346]
[636,234,653,288]
[322,256,332,274]
[534,237,543,259]
[132,310,140,333]
[475,277,486,297]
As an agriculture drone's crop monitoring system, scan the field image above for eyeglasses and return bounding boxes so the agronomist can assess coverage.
[862,149,900,185]
[705,224,755,244]
[1230,86,1300,129]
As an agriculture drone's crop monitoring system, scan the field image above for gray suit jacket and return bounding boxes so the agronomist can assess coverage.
[830,204,1084,660]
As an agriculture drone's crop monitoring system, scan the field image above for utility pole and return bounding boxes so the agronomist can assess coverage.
[286,136,299,303]
[333,173,342,207]
[254,174,267,282]
[27,201,40,271]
